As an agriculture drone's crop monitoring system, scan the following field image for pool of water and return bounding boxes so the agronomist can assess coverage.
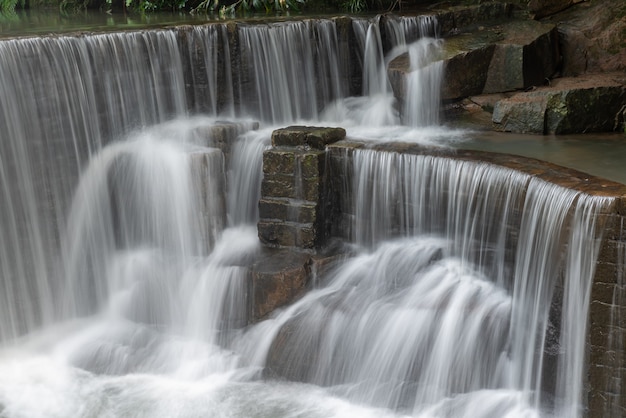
[0,8,349,38]
[459,130,626,186]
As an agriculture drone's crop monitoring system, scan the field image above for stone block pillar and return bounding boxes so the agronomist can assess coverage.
[258,126,346,250]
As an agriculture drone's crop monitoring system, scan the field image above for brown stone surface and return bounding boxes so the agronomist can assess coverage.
[259,198,318,224]
[443,43,497,100]
[545,0,626,76]
[191,120,259,165]
[248,249,311,320]
[492,94,548,133]
[272,126,346,149]
[262,149,296,175]
[388,19,560,103]
[528,0,584,19]
[492,73,626,134]
[483,20,560,93]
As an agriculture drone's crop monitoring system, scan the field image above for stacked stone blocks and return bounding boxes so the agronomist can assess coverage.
[258,126,346,250]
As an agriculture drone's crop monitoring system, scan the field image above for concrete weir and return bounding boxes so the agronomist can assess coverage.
[253,126,626,416]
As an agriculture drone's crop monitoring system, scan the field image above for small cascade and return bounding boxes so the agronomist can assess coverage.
[349,150,527,285]
[384,15,440,47]
[353,18,390,97]
[347,15,445,128]
[237,20,344,124]
[61,126,225,320]
[227,129,271,226]
[598,219,626,416]
[185,24,235,117]
[555,194,612,416]
[320,148,611,415]
[384,16,444,127]
[402,39,444,127]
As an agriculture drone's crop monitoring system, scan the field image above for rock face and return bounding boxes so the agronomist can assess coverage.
[482,20,560,93]
[388,19,560,103]
[492,73,626,134]
[248,250,311,321]
[547,0,626,76]
[440,39,497,100]
[528,0,584,19]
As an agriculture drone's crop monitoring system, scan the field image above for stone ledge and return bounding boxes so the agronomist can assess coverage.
[272,126,346,149]
[492,73,626,134]
[248,249,311,321]
[247,247,351,322]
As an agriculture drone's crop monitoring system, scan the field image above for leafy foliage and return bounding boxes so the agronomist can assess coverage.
[192,0,305,16]
[0,0,369,19]
[0,0,24,13]
[340,0,365,13]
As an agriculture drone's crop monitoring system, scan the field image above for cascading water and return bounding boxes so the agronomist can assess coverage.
[0,15,616,418]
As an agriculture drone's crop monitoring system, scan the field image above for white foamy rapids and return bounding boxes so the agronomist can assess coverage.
[341,149,612,415]
[227,128,272,226]
[236,237,540,416]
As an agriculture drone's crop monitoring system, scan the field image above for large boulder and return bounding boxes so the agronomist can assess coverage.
[492,73,626,134]
[440,32,499,100]
[388,30,499,102]
[388,19,560,104]
[482,20,560,93]
[549,0,626,76]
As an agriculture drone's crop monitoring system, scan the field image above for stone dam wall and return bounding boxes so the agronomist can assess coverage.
[248,126,626,417]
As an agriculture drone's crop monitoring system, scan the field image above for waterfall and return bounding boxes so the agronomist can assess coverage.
[0,17,617,418]
[237,20,344,123]
[185,24,236,117]
[402,39,444,127]
[0,30,189,341]
[315,148,608,415]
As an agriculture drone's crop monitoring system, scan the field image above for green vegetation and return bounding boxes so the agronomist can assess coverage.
[1,0,24,12]
[192,0,306,17]
[1,0,380,14]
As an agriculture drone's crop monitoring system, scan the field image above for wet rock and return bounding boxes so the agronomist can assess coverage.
[388,19,559,103]
[387,37,496,102]
[549,0,626,76]
[492,94,549,134]
[248,249,311,321]
[492,73,626,134]
[271,126,346,149]
[528,0,584,19]
[435,2,515,36]
[259,127,345,250]
[189,149,227,253]
[482,20,560,93]
[441,40,497,100]
[265,314,320,382]
[192,120,259,164]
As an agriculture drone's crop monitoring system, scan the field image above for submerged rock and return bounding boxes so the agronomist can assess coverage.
[492,73,626,134]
